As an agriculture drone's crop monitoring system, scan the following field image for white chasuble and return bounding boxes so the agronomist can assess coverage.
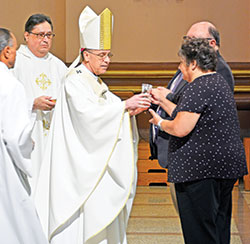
[0,62,48,244]
[34,64,139,244]
[12,45,67,195]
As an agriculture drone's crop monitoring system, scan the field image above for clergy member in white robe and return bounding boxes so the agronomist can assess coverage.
[0,28,48,244]
[34,6,151,244]
[12,14,67,195]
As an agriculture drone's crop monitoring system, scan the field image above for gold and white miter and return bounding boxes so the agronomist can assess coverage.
[79,6,113,49]
[69,6,114,69]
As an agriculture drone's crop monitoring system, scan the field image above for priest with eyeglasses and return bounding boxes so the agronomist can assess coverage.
[34,6,151,244]
[12,14,67,196]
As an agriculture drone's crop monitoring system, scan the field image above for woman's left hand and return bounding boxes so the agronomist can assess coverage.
[148,109,162,125]
[150,87,171,104]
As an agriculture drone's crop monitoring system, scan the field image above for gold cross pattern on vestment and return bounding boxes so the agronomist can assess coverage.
[35,73,52,90]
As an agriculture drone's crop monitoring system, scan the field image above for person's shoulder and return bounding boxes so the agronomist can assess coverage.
[216,54,234,87]
[13,46,32,72]
[49,53,64,63]
[65,66,89,86]
[49,53,67,68]
[65,67,92,97]
[0,68,24,95]
[67,65,91,78]
[186,74,213,92]
[66,65,84,78]
[16,45,30,59]
[216,52,232,72]
[15,47,28,64]
[8,71,23,88]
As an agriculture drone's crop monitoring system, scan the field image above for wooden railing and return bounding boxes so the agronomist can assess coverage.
[101,62,250,110]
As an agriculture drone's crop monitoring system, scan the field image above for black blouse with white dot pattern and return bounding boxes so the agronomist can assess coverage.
[168,73,248,183]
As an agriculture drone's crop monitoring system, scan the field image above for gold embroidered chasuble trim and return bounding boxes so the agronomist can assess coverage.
[89,76,108,98]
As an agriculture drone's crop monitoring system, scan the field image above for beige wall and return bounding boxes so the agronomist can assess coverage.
[1,0,250,63]
[0,0,66,61]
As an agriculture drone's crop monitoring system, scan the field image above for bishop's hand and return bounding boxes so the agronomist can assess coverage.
[125,93,151,115]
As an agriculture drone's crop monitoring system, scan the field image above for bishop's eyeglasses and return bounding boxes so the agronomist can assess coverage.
[86,50,113,60]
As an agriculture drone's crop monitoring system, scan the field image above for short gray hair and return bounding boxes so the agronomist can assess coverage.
[0,28,13,53]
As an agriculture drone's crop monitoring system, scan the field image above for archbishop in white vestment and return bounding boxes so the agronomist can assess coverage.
[34,63,139,244]
[12,44,67,194]
[34,6,152,243]
[0,60,48,244]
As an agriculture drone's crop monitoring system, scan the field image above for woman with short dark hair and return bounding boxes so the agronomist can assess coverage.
[149,38,248,244]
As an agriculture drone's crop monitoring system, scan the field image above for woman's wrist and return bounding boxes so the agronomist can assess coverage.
[157,119,164,131]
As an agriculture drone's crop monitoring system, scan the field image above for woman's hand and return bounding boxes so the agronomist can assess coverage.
[150,87,171,104]
[148,109,162,125]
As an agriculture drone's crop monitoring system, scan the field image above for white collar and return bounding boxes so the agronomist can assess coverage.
[80,64,99,81]
[78,64,108,97]
[18,44,52,60]
[0,61,8,70]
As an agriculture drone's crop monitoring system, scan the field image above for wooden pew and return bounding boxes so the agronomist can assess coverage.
[137,141,168,186]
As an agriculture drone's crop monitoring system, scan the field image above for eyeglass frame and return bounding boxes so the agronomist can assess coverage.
[29,31,56,40]
[85,50,113,60]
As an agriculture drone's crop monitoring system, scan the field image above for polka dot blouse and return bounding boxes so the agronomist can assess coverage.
[167,73,248,183]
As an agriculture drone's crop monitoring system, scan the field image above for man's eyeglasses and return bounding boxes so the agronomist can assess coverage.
[86,50,113,60]
[29,32,55,40]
